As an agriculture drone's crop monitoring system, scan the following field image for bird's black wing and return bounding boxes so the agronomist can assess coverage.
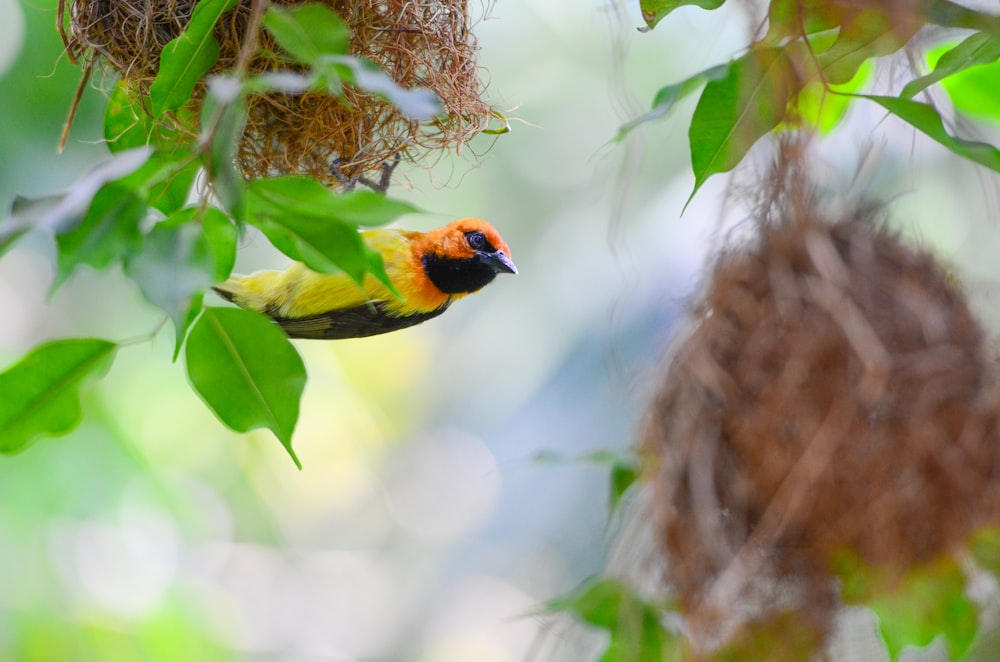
[272,300,450,339]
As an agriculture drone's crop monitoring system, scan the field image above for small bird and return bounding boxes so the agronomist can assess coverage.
[213,218,517,339]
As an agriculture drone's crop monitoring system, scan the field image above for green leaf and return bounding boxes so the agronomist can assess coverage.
[793,59,873,133]
[870,557,978,661]
[124,208,217,336]
[105,81,155,153]
[861,94,1000,173]
[902,32,1000,100]
[263,3,350,63]
[174,293,204,362]
[246,176,415,281]
[201,76,248,213]
[55,183,148,288]
[688,47,798,204]
[764,0,844,44]
[550,578,677,662]
[321,57,441,120]
[150,0,239,115]
[616,63,729,140]
[0,339,117,454]
[818,9,915,85]
[185,307,305,467]
[202,207,238,282]
[640,0,725,31]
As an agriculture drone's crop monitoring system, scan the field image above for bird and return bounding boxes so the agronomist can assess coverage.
[213,218,517,339]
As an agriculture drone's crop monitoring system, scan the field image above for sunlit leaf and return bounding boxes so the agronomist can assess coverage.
[902,32,1000,100]
[869,557,977,661]
[862,94,1000,172]
[150,0,239,115]
[55,183,148,288]
[185,307,305,468]
[617,63,729,140]
[793,59,873,133]
[263,3,350,62]
[248,176,417,225]
[687,47,798,204]
[640,0,724,31]
[0,339,116,454]
[124,208,217,336]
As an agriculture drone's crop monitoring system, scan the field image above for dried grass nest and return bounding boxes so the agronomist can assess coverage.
[640,154,1000,652]
[60,0,494,188]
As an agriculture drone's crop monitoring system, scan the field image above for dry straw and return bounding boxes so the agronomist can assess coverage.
[60,0,494,188]
[640,140,1000,655]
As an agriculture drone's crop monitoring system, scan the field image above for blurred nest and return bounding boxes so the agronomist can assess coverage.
[59,0,493,188]
[640,144,1000,654]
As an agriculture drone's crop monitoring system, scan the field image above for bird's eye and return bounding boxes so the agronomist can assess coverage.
[465,231,487,250]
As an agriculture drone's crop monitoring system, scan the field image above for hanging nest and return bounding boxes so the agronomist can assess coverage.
[640,144,1000,655]
[59,0,494,188]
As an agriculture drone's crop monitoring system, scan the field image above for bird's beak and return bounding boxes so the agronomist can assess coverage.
[480,250,518,275]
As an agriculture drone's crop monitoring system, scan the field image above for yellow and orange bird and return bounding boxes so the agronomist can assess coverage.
[213,218,517,339]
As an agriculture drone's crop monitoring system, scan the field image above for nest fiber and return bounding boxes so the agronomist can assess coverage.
[61,0,493,187]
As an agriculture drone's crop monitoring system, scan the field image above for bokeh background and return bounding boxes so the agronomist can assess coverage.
[3,0,1000,660]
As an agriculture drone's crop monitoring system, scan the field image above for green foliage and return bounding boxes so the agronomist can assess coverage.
[549,578,681,662]
[687,46,799,203]
[150,0,240,115]
[0,2,427,464]
[0,339,117,454]
[631,0,1000,199]
[185,307,306,468]
[640,0,724,31]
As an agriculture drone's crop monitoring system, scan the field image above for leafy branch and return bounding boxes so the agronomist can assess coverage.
[0,2,438,465]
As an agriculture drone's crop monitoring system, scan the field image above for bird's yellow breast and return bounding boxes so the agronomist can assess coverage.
[221,228,456,320]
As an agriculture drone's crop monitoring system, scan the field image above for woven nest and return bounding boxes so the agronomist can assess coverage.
[640,147,1000,654]
[60,0,493,188]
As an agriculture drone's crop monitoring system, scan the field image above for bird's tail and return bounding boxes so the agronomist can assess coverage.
[212,281,240,304]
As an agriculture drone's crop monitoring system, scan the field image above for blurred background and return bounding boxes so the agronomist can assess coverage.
[2,0,1000,660]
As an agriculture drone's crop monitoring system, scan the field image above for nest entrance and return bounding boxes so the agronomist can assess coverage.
[60,0,494,188]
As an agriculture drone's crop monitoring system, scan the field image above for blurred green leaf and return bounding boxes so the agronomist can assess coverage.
[903,32,1000,100]
[640,0,724,30]
[0,339,117,454]
[185,307,305,468]
[150,0,239,115]
[323,57,442,120]
[616,63,729,140]
[174,292,205,362]
[202,206,238,282]
[817,9,914,84]
[927,36,1000,120]
[862,94,1000,173]
[969,527,1000,577]
[55,183,148,288]
[263,3,350,63]
[201,76,248,213]
[687,47,797,205]
[794,59,873,133]
[124,208,217,336]
[764,0,843,44]
[870,557,978,661]
[550,578,677,662]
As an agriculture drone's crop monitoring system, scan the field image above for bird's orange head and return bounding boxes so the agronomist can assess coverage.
[414,218,517,296]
